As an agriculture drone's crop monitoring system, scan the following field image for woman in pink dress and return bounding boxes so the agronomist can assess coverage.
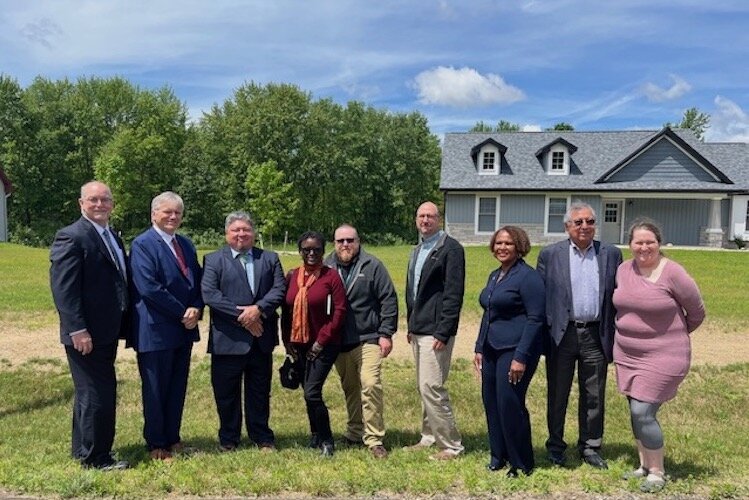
[613,219,705,492]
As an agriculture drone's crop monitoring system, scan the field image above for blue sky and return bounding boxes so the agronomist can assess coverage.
[2,0,748,142]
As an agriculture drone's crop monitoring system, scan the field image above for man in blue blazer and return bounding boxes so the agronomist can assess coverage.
[201,211,286,452]
[536,201,622,469]
[129,191,203,461]
[50,181,129,470]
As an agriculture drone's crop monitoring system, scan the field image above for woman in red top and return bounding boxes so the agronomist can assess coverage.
[281,231,346,457]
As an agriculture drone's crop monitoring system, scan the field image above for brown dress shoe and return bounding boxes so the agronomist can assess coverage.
[258,443,276,453]
[370,445,388,459]
[149,448,173,461]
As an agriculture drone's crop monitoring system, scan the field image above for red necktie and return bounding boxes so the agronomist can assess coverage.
[171,237,189,277]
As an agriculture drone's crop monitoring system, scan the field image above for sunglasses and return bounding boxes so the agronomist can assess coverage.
[571,218,596,227]
[300,247,324,255]
[335,238,357,244]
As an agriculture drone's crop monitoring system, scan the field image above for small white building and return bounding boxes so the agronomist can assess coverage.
[0,167,12,242]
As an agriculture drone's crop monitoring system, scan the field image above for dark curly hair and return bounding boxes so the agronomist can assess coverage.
[297,231,326,251]
[488,225,531,257]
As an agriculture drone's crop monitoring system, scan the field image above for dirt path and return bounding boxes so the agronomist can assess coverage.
[1,313,746,369]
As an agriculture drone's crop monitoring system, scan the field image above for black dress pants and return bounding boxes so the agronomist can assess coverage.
[545,322,607,456]
[211,347,275,447]
[66,342,118,467]
[298,343,339,444]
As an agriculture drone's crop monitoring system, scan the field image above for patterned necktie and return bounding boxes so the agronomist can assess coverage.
[171,237,189,277]
[102,228,125,281]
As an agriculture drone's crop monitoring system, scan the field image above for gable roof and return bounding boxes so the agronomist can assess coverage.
[469,138,507,165]
[595,128,732,184]
[440,127,749,193]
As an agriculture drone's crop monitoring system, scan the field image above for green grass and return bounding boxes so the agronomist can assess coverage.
[1,241,748,497]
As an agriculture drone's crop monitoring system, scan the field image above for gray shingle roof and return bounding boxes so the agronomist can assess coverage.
[440,128,749,193]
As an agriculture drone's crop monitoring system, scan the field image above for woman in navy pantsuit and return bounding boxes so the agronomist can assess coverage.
[474,226,545,477]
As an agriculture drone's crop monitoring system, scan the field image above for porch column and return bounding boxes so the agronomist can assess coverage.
[705,198,724,248]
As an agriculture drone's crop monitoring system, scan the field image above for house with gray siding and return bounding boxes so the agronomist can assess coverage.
[441,127,749,248]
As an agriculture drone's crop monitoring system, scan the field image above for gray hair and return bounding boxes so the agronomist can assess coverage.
[151,191,184,212]
[564,200,596,224]
[225,211,254,231]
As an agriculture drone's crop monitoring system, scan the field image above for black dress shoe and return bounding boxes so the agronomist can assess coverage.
[548,452,566,466]
[582,452,608,469]
[486,457,506,471]
[320,441,335,457]
[94,459,130,471]
[308,434,321,449]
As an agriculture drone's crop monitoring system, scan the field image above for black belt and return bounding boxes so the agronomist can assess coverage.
[571,320,599,329]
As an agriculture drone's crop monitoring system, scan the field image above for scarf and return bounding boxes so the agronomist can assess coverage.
[290,267,320,343]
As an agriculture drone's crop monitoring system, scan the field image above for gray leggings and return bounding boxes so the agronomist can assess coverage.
[629,397,663,450]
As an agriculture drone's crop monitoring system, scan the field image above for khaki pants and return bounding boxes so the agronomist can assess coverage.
[334,343,385,448]
[411,334,463,455]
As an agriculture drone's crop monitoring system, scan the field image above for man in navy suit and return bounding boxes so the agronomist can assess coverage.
[129,191,203,461]
[536,201,623,469]
[201,211,286,452]
[50,181,129,470]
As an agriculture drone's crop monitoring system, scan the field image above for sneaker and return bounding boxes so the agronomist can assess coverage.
[370,445,388,459]
[640,472,667,493]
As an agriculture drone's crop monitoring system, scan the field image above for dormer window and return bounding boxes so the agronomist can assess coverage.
[481,151,497,173]
[551,151,565,172]
[470,138,507,176]
[547,145,569,175]
[535,138,576,176]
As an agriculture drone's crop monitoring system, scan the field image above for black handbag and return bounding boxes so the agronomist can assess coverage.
[279,355,301,390]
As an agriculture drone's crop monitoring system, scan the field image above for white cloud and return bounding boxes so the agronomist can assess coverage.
[19,17,63,49]
[706,95,749,143]
[412,66,525,108]
[641,74,692,102]
[522,124,542,132]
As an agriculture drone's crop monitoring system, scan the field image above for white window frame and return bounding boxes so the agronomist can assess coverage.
[478,145,499,175]
[475,196,499,234]
[544,195,570,235]
[546,144,570,175]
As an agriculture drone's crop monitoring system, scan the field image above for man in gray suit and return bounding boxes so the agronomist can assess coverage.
[536,201,622,469]
[201,211,286,452]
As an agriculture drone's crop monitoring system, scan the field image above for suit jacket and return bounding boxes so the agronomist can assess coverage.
[202,245,286,355]
[536,239,623,362]
[475,259,546,364]
[127,228,203,352]
[405,232,465,342]
[50,217,129,346]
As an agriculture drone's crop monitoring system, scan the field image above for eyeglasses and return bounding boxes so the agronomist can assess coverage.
[300,247,324,255]
[83,196,113,204]
[335,238,357,244]
[571,218,596,227]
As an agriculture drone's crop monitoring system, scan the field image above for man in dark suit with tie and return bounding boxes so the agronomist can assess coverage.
[50,181,129,470]
[128,191,203,461]
[403,201,465,461]
[201,211,286,452]
[536,201,622,469]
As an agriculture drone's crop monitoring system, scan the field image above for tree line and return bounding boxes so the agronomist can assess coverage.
[0,75,441,247]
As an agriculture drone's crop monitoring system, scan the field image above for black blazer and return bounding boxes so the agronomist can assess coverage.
[405,233,465,342]
[536,239,622,362]
[202,245,286,355]
[50,217,129,346]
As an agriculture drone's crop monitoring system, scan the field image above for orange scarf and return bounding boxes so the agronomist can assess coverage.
[290,268,320,343]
